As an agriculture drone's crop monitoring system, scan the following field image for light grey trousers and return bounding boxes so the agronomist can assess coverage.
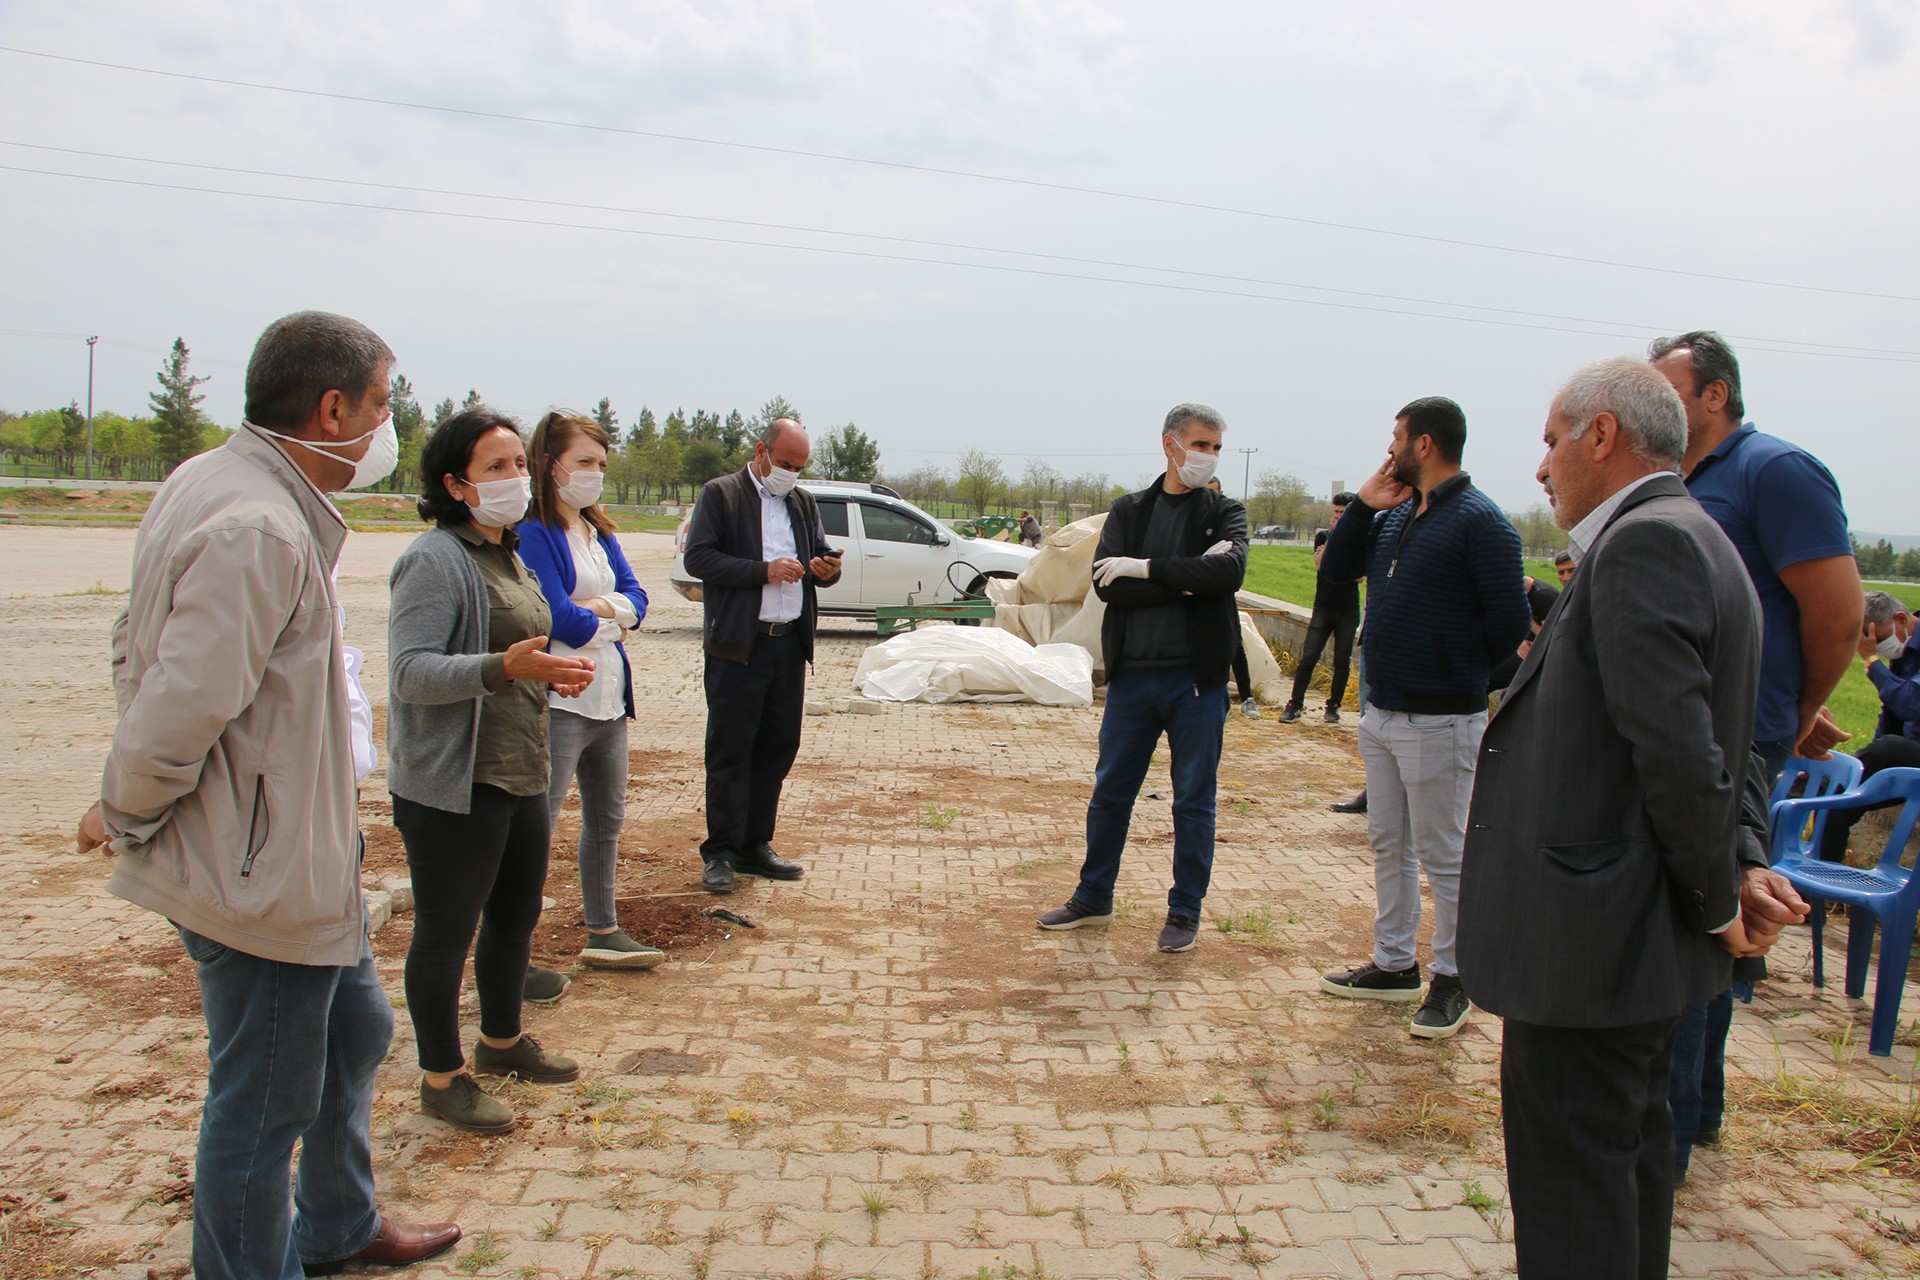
[1357,705,1486,978]
[546,708,630,932]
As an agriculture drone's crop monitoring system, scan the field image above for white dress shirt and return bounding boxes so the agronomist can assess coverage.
[1565,470,1673,561]
[547,523,634,720]
[753,468,803,623]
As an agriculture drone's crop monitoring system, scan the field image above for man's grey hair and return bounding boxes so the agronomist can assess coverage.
[760,416,805,448]
[1865,590,1906,625]
[244,311,394,432]
[1163,403,1226,440]
[1554,357,1686,467]
[1553,549,1576,567]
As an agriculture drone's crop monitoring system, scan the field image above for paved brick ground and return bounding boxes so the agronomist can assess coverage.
[3,526,1919,1279]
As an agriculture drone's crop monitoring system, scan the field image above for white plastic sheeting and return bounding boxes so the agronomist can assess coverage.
[988,513,1109,667]
[853,625,1094,706]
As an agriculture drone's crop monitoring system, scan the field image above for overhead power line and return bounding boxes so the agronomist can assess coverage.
[5,140,1912,361]
[4,44,1916,305]
[5,163,1915,365]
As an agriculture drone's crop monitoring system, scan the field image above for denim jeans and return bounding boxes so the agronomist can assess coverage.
[177,920,392,1280]
[1071,666,1230,919]
[1358,706,1486,977]
[548,708,630,931]
[1669,737,1789,1171]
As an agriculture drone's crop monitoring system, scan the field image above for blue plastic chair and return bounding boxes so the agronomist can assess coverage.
[1770,767,1920,1057]
[1767,753,1864,868]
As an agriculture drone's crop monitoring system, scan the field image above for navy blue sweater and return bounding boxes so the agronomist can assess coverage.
[1321,472,1529,714]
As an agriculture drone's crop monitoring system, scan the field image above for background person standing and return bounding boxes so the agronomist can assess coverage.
[683,417,843,894]
[518,410,662,970]
[1281,491,1360,724]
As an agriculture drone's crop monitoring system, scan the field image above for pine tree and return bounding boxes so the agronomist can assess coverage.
[149,338,210,470]
[593,397,621,449]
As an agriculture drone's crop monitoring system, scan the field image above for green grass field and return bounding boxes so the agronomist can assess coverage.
[1246,544,1897,753]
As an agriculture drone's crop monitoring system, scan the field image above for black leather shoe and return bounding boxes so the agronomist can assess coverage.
[734,844,805,880]
[702,859,735,894]
[1330,791,1367,814]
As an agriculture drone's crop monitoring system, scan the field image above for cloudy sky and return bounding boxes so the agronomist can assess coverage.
[3,1,1916,531]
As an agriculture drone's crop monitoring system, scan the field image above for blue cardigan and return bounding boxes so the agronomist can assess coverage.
[514,517,649,719]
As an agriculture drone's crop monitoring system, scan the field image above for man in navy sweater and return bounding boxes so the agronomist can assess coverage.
[1318,396,1530,1038]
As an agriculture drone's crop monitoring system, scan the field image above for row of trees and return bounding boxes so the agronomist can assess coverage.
[374,390,883,505]
[1,339,226,480]
[1853,536,1920,582]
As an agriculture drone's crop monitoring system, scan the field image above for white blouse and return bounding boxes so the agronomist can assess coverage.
[548,523,636,720]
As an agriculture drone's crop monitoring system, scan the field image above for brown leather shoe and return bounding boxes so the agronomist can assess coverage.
[303,1218,462,1275]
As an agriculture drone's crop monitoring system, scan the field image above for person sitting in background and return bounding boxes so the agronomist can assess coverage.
[1281,492,1361,725]
[1818,590,1920,863]
[1553,549,1577,585]
[517,410,662,970]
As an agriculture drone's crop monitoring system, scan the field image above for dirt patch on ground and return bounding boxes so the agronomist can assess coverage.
[0,1193,125,1277]
[41,938,202,1019]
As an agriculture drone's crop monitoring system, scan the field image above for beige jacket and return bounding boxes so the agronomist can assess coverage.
[103,427,363,966]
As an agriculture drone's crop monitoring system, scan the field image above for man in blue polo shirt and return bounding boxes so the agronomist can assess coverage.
[1650,329,1862,1184]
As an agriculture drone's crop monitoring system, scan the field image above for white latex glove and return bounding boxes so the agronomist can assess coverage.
[1092,556,1151,587]
[1204,540,1233,556]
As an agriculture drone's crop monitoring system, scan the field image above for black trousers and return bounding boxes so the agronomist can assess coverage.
[393,785,551,1073]
[1230,642,1252,703]
[1819,734,1920,860]
[702,629,807,862]
[1287,606,1358,709]
[1503,1016,1678,1280]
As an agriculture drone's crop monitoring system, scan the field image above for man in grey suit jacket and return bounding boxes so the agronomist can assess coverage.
[1457,358,1805,1279]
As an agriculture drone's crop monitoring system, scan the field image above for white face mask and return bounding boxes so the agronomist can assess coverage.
[760,462,800,498]
[464,474,532,527]
[556,465,604,509]
[249,416,399,490]
[1877,634,1906,662]
[1172,439,1218,489]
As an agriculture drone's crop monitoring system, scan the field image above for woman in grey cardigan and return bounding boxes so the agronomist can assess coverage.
[387,409,595,1134]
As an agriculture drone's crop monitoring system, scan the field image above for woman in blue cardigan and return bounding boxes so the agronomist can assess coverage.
[517,410,658,970]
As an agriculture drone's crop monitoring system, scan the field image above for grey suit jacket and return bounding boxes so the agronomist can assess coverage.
[1457,474,1760,1027]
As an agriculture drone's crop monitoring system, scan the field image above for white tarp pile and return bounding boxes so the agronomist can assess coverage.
[853,625,1094,706]
[985,513,1109,667]
[985,510,1286,702]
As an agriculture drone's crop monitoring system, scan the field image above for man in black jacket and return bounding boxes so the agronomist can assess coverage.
[1035,404,1248,953]
[683,418,843,894]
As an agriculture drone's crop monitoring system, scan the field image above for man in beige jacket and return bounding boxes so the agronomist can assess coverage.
[78,312,458,1280]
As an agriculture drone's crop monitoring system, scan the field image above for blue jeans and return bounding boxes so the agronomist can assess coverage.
[1072,667,1229,919]
[548,709,630,931]
[1669,736,1789,1171]
[177,920,392,1280]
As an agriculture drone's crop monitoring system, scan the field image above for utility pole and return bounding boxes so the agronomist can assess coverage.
[85,335,98,482]
[1238,446,1258,504]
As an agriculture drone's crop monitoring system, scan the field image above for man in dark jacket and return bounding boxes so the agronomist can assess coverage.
[1318,396,1530,1039]
[1035,404,1248,953]
[683,418,843,894]
[1457,356,1802,1278]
